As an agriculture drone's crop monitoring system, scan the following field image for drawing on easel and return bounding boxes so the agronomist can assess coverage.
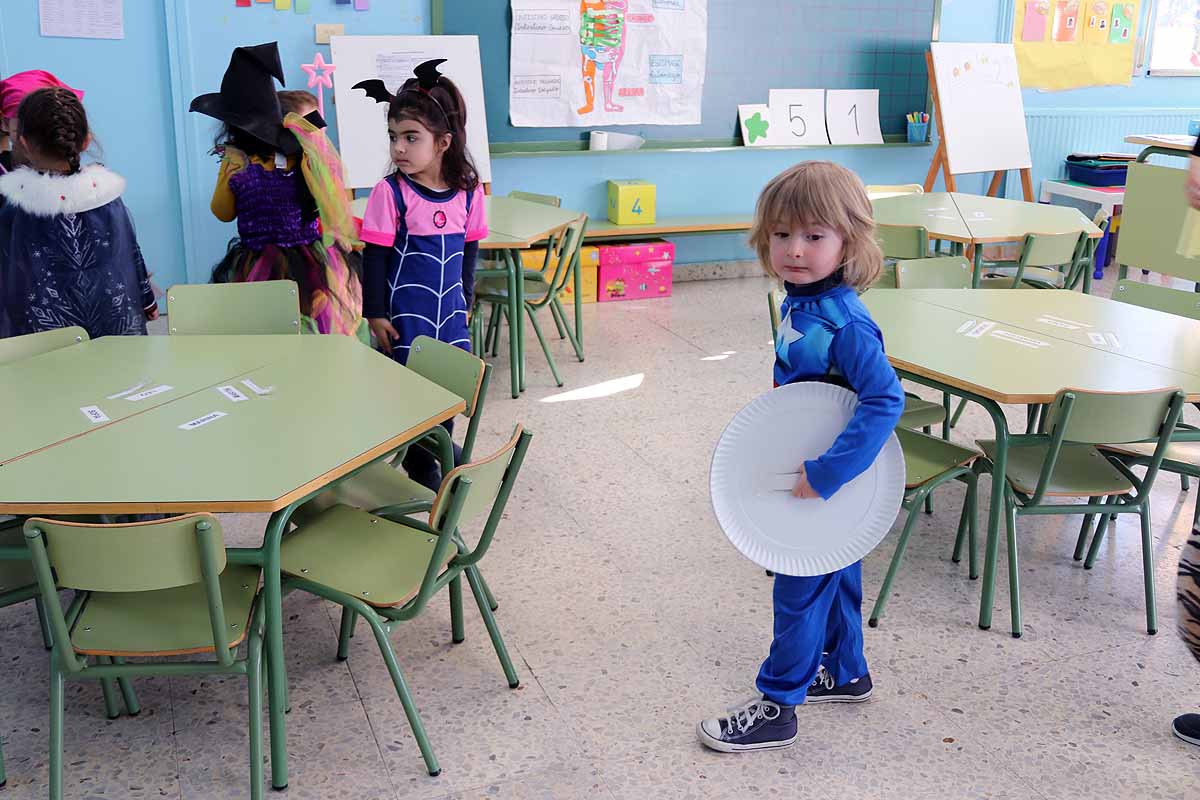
[577,0,628,114]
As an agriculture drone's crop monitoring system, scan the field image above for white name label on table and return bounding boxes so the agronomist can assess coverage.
[962,321,996,338]
[178,411,227,431]
[1037,315,1090,331]
[217,385,249,403]
[126,385,173,402]
[990,330,1049,349]
[1105,332,1121,348]
[106,381,147,400]
[79,406,109,424]
[242,379,274,396]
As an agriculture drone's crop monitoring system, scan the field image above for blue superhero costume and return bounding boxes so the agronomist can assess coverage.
[758,276,905,706]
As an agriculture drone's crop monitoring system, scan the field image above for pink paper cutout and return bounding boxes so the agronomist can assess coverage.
[300,52,336,119]
[355,0,369,8]
[1022,0,1049,41]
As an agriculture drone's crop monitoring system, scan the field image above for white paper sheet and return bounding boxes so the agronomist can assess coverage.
[39,0,124,40]
[509,0,707,128]
[825,90,883,145]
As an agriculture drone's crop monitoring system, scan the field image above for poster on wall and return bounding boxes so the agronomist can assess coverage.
[1013,0,1141,90]
[508,0,708,128]
[39,0,124,40]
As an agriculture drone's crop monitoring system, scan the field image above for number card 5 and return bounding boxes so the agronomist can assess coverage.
[768,89,830,146]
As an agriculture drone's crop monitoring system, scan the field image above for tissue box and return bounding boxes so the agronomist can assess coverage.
[519,246,599,304]
[597,240,673,302]
[607,180,657,225]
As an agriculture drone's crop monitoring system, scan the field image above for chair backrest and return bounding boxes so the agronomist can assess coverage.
[23,514,236,670]
[407,335,490,461]
[542,215,589,298]
[876,224,929,260]
[1045,387,1182,445]
[0,327,88,366]
[509,190,562,207]
[1019,231,1086,268]
[167,281,302,335]
[866,184,923,198]
[895,256,973,289]
[768,288,785,339]
[1112,279,1200,321]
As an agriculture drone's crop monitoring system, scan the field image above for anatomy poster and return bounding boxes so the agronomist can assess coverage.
[508,0,707,127]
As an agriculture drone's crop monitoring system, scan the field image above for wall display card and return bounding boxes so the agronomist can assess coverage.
[768,89,829,146]
[39,0,123,40]
[738,104,779,146]
[825,90,883,145]
[508,0,708,127]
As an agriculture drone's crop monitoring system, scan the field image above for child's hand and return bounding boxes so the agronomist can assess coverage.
[368,317,400,355]
[145,305,160,322]
[792,466,820,500]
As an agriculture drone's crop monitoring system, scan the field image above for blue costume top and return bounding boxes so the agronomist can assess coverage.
[0,165,155,340]
[773,278,905,499]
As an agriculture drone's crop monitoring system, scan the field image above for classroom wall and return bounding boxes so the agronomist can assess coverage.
[4,1,1199,280]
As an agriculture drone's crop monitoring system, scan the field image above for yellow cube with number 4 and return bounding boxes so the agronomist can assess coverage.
[607,180,656,225]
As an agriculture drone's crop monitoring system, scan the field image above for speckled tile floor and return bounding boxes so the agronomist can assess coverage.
[3,273,1200,799]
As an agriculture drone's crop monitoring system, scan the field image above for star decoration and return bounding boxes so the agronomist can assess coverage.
[300,52,337,118]
[774,309,805,367]
[745,111,770,144]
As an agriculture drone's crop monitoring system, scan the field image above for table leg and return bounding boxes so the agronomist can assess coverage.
[573,251,584,360]
[513,250,527,393]
[260,508,293,790]
[971,243,984,288]
[1082,239,1094,295]
[501,250,521,399]
[976,399,1010,631]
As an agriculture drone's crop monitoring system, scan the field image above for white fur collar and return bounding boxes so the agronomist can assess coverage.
[0,164,126,216]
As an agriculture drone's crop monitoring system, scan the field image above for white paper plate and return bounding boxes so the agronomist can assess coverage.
[709,382,905,576]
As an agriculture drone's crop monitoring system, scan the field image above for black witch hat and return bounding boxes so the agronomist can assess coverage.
[189,42,298,155]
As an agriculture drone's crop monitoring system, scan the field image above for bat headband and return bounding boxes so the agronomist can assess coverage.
[352,58,452,129]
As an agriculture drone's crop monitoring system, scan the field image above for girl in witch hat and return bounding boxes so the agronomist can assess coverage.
[191,42,364,339]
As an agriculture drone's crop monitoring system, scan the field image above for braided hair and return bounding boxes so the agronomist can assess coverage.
[17,87,89,174]
[388,74,478,192]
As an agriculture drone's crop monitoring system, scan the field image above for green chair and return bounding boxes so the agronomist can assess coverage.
[979,231,1088,290]
[1099,438,1200,529]
[877,224,931,260]
[974,387,1185,638]
[1112,279,1200,320]
[508,190,562,207]
[166,280,301,335]
[476,215,587,387]
[293,335,490,524]
[280,426,533,777]
[23,514,266,800]
[894,256,974,289]
[0,326,88,363]
[869,427,980,626]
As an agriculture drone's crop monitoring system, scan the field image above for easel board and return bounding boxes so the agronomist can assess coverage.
[329,35,493,188]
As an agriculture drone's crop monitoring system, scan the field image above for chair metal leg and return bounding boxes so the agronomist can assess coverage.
[478,571,499,612]
[1183,474,1191,492]
[869,493,926,627]
[49,661,64,800]
[0,716,5,788]
[112,658,140,716]
[1074,497,1101,561]
[98,657,121,719]
[449,576,465,644]
[466,566,519,688]
[552,298,585,362]
[1004,500,1023,638]
[549,297,568,339]
[921,430,934,515]
[951,474,979,579]
[949,397,969,428]
[1193,491,1200,528]
[35,596,53,650]
[1139,505,1158,635]
[247,638,265,800]
[526,305,563,387]
[336,607,356,662]
[1084,496,1120,570]
[365,611,440,776]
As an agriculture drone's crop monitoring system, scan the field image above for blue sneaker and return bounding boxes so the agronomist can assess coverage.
[805,665,873,704]
[697,697,797,752]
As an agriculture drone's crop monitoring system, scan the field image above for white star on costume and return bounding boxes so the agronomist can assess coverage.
[775,309,804,367]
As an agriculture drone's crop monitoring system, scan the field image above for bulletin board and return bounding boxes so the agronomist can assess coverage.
[1013,0,1143,90]
[433,0,940,150]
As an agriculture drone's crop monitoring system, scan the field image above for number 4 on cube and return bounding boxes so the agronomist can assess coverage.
[608,180,657,225]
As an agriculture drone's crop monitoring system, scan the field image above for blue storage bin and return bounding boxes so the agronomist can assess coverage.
[1064,161,1127,187]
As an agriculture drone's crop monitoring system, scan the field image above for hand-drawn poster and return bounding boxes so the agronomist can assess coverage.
[508,0,707,127]
[1013,0,1142,90]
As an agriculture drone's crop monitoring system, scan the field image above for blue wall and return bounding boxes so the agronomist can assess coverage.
[3,0,1198,277]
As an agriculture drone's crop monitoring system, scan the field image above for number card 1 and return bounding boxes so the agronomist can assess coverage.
[768,89,829,146]
[825,90,883,145]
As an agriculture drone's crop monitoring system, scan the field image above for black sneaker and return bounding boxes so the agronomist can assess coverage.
[805,665,873,704]
[1173,713,1200,746]
[697,697,797,752]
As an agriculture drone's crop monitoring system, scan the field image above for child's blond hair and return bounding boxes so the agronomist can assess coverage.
[748,161,882,291]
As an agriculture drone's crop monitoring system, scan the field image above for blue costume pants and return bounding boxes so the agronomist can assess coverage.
[756,561,868,706]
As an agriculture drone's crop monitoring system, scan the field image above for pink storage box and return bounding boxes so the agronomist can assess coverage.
[597,240,674,302]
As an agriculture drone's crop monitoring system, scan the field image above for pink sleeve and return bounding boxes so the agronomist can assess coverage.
[465,186,488,242]
[360,180,398,247]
